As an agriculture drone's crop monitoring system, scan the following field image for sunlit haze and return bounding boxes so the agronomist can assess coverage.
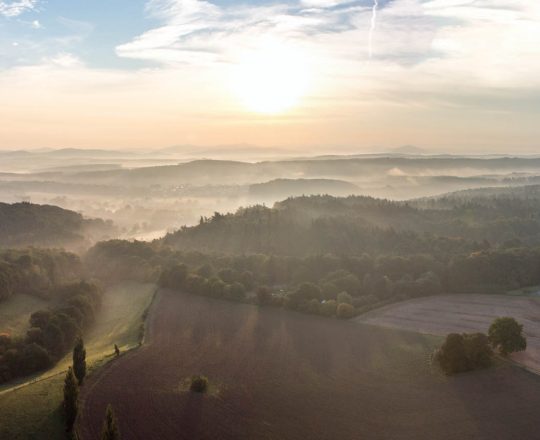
[0,0,539,152]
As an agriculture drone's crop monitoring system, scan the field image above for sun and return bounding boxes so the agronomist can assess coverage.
[230,41,311,114]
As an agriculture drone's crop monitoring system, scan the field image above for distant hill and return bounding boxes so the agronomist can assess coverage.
[249,178,358,199]
[0,202,116,249]
[388,145,428,155]
[60,156,540,187]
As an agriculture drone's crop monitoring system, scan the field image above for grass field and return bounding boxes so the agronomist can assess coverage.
[79,290,540,440]
[0,294,50,337]
[0,282,156,440]
[357,294,540,372]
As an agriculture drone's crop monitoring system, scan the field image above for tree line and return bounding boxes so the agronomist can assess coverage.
[88,240,540,318]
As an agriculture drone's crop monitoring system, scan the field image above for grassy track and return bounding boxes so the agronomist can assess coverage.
[0,282,156,440]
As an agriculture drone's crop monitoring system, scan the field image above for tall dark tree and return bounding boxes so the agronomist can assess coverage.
[63,367,79,432]
[101,404,121,440]
[73,337,86,385]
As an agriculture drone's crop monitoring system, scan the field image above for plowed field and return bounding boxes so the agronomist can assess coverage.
[78,291,540,440]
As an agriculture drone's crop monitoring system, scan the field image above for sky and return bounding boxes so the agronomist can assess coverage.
[0,0,539,153]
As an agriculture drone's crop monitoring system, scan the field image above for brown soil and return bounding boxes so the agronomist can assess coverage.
[79,291,540,440]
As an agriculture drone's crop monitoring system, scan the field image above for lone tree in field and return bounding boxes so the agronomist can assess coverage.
[63,367,79,432]
[73,337,86,385]
[190,375,209,393]
[435,332,493,375]
[488,317,527,355]
[101,404,121,440]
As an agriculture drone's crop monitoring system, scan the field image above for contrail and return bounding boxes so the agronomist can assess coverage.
[368,0,378,58]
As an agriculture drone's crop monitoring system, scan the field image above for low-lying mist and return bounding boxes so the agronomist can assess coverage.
[3,148,540,242]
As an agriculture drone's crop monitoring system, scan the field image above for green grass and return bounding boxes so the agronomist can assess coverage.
[0,282,156,440]
[0,294,50,337]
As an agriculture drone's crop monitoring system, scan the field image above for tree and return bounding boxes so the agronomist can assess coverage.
[336,303,355,319]
[436,332,493,375]
[101,404,121,440]
[190,375,209,393]
[336,291,353,305]
[256,286,272,305]
[436,333,469,374]
[63,367,79,432]
[488,317,527,355]
[73,337,86,385]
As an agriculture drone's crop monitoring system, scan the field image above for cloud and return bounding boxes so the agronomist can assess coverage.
[0,0,38,17]
[1,0,540,151]
[46,52,84,68]
[116,0,369,65]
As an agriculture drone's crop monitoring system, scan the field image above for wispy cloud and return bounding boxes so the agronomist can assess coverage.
[115,0,540,91]
[0,0,38,17]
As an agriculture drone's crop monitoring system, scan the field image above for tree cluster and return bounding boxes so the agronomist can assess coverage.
[0,248,83,302]
[0,281,102,383]
[436,317,527,375]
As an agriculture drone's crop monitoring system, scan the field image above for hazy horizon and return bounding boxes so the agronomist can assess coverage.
[1,0,539,152]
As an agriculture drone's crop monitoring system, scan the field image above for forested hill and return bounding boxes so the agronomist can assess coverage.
[0,202,115,249]
[163,192,540,255]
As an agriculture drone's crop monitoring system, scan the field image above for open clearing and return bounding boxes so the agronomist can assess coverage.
[79,290,540,440]
[357,294,540,372]
[0,282,156,440]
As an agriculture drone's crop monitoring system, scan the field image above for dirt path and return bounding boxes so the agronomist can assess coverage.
[79,291,540,440]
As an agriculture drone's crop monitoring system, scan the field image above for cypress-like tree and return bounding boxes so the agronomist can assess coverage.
[73,337,86,385]
[63,367,79,432]
[101,404,121,440]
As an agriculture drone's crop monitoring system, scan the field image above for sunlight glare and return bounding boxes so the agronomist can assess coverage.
[231,41,311,114]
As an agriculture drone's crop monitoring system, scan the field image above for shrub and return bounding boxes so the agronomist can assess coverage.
[320,300,337,317]
[307,298,321,315]
[436,332,493,375]
[337,291,353,305]
[336,303,355,319]
[287,282,321,309]
[256,286,272,305]
[190,375,209,393]
[225,282,246,301]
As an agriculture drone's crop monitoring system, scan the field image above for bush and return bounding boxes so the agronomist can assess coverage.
[190,375,209,393]
[225,282,246,301]
[307,298,321,315]
[336,303,355,319]
[320,300,337,317]
[436,332,493,375]
[337,291,353,305]
[256,286,272,305]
